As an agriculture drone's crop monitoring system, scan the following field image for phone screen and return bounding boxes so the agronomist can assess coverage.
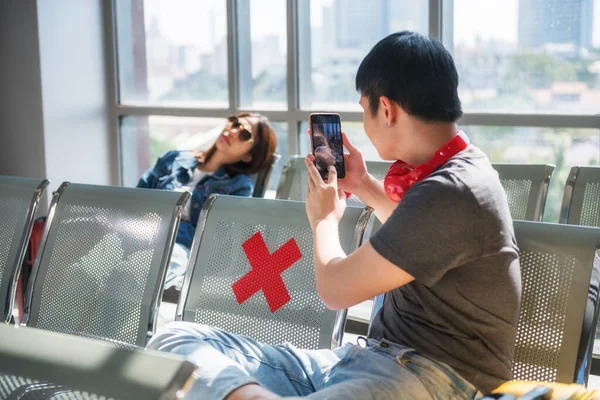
[310,114,345,179]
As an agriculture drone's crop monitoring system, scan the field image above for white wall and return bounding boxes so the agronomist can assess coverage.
[0,0,115,210]
[37,0,113,195]
[0,0,47,182]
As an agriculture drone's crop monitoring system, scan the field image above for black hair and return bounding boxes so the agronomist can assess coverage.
[355,31,462,123]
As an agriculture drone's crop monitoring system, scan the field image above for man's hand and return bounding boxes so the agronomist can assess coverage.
[305,155,346,230]
[306,128,397,224]
[337,132,369,195]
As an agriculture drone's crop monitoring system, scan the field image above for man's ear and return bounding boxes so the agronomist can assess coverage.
[379,96,399,127]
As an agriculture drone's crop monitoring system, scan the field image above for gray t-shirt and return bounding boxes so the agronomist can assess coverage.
[369,146,521,393]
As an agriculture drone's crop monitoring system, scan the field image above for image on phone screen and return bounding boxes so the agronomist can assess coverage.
[310,114,345,179]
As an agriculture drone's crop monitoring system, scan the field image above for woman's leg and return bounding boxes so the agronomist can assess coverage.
[147,322,342,400]
[164,243,190,291]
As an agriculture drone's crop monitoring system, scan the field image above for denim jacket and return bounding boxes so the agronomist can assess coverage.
[137,150,254,248]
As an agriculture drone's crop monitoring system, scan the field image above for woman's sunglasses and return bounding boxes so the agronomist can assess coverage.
[227,116,254,142]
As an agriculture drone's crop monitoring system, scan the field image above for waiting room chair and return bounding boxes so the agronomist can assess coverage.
[559,166,600,344]
[512,220,600,385]
[560,166,600,227]
[368,221,600,386]
[176,195,373,349]
[275,155,392,206]
[0,324,196,400]
[251,153,281,198]
[275,156,311,202]
[0,176,49,323]
[161,153,283,305]
[21,182,189,347]
[492,164,555,221]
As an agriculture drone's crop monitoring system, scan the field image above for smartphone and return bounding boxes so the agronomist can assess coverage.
[309,113,345,180]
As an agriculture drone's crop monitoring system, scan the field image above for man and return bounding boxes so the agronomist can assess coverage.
[148,31,521,399]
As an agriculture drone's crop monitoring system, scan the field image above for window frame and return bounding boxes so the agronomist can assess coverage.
[105,0,600,183]
[104,0,600,362]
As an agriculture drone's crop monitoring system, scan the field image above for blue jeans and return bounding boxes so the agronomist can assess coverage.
[164,243,190,291]
[147,322,480,399]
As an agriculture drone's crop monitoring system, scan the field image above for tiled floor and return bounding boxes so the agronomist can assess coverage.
[589,374,600,389]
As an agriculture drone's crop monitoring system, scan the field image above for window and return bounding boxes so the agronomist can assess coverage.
[237,0,288,110]
[110,0,600,364]
[298,0,429,110]
[462,125,600,222]
[112,0,599,203]
[115,0,229,107]
[447,0,600,113]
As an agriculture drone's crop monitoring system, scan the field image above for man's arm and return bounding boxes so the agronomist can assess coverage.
[351,174,398,225]
[304,156,414,310]
[312,219,414,310]
[335,132,398,224]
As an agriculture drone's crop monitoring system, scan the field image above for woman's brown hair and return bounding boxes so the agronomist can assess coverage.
[201,112,278,176]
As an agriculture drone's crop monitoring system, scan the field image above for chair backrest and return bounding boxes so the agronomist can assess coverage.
[492,164,555,221]
[251,153,281,198]
[275,156,308,201]
[22,182,189,347]
[512,221,600,385]
[276,155,392,206]
[177,195,373,350]
[0,176,49,323]
[560,166,600,227]
[0,324,197,400]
